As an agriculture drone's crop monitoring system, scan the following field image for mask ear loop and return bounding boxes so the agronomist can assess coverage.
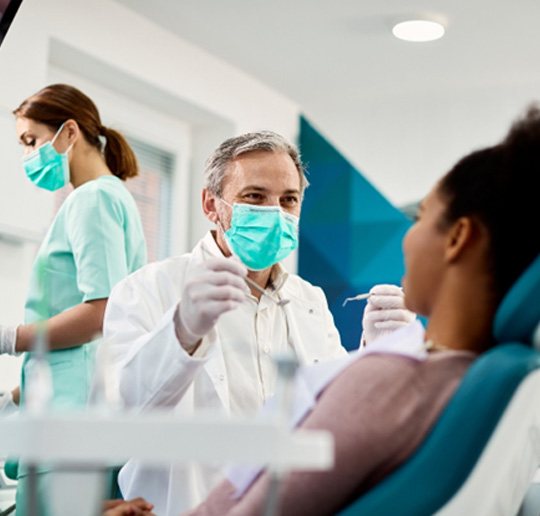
[51,122,74,155]
[220,198,233,209]
[50,123,66,146]
[51,123,73,187]
[215,197,233,236]
[214,199,238,264]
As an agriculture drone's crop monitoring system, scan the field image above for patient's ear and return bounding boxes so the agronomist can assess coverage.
[445,217,476,263]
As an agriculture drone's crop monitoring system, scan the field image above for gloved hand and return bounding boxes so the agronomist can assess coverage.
[0,390,18,415]
[361,284,416,346]
[175,257,249,353]
[0,325,17,355]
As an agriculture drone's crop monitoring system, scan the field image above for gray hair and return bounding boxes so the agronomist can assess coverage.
[204,130,309,196]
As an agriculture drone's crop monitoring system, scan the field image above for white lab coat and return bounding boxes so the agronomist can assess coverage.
[104,232,346,515]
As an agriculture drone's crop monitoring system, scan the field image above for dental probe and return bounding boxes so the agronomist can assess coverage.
[342,292,371,307]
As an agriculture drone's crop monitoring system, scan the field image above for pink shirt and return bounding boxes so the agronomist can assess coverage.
[186,350,475,516]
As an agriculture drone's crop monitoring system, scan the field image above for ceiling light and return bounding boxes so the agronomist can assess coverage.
[392,20,445,42]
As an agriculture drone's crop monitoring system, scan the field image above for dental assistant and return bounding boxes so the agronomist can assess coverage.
[104,131,413,515]
[0,83,147,514]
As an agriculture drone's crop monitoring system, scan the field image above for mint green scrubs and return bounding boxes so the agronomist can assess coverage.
[13,175,147,515]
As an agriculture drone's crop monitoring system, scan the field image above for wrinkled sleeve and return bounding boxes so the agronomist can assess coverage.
[103,269,214,410]
[66,188,128,302]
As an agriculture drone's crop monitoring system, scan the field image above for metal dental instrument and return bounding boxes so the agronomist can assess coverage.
[199,245,290,307]
[342,292,371,307]
[244,275,290,307]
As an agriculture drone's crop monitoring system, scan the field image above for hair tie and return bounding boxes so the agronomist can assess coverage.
[99,125,107,135]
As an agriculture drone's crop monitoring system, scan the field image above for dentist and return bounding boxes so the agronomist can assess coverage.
[104,131,413,514]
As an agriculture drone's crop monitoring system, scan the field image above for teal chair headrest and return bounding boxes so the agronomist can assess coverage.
[494,254,540,344]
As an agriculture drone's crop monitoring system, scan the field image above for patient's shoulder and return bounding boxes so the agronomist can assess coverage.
[341,350,475,386]
[304,352,476,492]
[316,352,475,430]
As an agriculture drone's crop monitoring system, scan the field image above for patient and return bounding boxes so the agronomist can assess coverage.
[109,106,540,515]
[183,107,540,515]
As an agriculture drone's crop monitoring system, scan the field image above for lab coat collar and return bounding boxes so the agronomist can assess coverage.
[268,263,288,293]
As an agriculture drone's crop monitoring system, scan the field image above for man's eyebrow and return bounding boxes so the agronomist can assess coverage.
[282,189,301,195]
[238,186,301,195]
[239,186,269,192]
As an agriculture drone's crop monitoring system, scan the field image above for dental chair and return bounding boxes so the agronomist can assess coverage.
[339,253,540,516]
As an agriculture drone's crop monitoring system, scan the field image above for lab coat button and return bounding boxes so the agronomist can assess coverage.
[313,358,319,363]
[218,374,225,382]
[308,308,314,314]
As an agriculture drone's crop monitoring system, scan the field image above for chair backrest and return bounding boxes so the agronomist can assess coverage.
[339,254,540,516]
[494,254,540,345]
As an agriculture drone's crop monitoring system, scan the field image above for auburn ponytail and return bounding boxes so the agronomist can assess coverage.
[101,126,139,180]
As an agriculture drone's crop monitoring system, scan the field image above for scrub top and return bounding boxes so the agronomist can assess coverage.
[9,175,146,513]
[12,174,145,512]
[20,174,147,409]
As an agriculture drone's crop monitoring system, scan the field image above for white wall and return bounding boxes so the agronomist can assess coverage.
[0,0,300,390]
[307,82,540,207]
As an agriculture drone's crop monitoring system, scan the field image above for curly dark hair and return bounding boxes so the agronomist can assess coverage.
[438,105,540,301]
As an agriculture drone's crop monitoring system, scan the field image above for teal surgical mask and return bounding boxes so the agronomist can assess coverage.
[221,200,299,271]
[22,123,71,191]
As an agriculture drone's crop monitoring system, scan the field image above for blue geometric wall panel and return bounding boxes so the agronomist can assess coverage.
[298,116,412,350]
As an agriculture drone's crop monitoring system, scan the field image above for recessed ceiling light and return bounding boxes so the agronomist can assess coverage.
[392,20,445,42]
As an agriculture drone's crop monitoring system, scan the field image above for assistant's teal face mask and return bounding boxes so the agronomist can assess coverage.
[22,123,71,191]
[221,201,299,271]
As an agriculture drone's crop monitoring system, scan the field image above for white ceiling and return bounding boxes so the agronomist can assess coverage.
[114,0,540,204]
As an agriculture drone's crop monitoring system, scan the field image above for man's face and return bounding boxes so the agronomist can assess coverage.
[203,149,302,254]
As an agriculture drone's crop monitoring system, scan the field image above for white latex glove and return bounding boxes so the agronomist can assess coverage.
[361,284,416,346]
[0,325,17,355]
[175,257,249,353]
[0,390,18,415]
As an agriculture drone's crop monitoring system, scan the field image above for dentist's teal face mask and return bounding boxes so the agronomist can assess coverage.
[22,123,71,191]
[221,201,299,271]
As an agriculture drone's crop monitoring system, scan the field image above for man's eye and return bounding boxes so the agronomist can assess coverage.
[281,196,298,205]
[244,193,263,201]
